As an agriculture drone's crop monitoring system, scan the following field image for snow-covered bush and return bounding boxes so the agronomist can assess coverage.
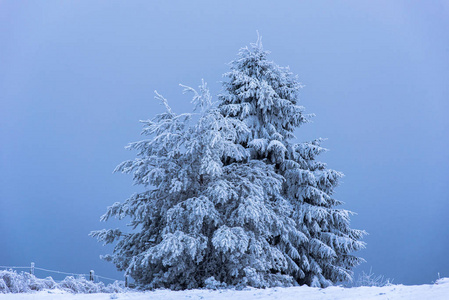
[0,270,126,294]
[0,270,56,293]
[204,277,226,290]
[59,276,125,293]
[59,276,101,293]
[58,276,124,293]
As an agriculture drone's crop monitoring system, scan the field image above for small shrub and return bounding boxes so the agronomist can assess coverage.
[0,270,127,294]
[59,276,103,293]
[0,270,55,293]
[350,268,393,287]
[204,277,226,290]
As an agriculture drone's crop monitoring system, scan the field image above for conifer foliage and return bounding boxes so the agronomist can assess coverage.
[219,37,365,287]
[92,37,365,290]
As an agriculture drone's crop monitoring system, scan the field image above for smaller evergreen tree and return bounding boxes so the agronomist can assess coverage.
[92,81,306,289]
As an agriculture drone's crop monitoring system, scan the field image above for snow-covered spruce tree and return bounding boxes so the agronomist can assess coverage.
[218,37,366,287]
[92,81,308,289]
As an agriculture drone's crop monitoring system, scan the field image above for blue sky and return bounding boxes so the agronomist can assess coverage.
[1,1,448,284]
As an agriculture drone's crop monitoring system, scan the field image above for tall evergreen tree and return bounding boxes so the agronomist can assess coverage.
[219,37,366,287]
[93,37,365,290]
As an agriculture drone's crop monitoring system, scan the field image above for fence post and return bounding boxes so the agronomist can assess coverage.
[90,270,95,282]
[125,275,129,288]
[30,262,35,275]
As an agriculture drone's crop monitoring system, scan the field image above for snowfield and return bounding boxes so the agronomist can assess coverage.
[2,278,449,300]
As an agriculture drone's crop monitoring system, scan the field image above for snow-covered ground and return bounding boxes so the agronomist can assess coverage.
[2,278,449,300]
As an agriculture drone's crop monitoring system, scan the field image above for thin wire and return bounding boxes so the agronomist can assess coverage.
[0,266,29,269]
[35,267,87,277]
[96,275,120,282]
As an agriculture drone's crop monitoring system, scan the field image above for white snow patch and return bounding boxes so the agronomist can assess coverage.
[2,279,449,300]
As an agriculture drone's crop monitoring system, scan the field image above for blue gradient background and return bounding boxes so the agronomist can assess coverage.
[1,1,448,285]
